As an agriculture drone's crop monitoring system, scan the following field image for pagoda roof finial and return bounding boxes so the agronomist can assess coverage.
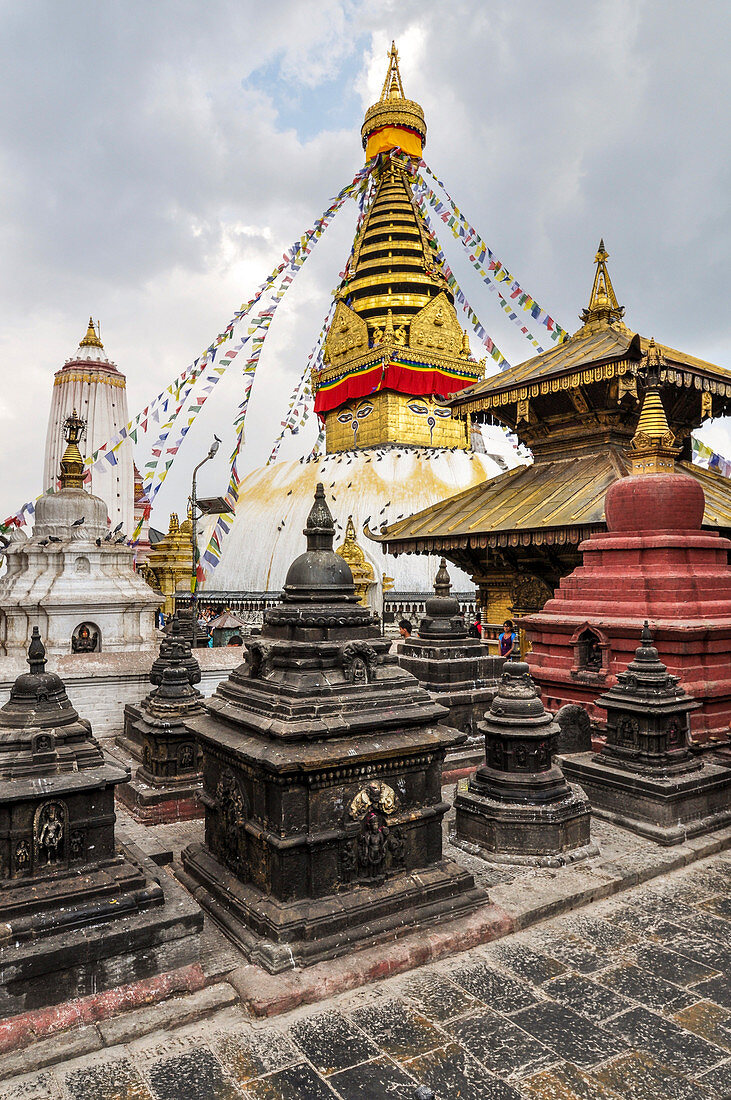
[380,40,405,101]
[579,239,625,328]
[80,317,103,349]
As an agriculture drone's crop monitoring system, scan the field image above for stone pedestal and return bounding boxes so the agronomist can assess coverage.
[562,623,731,845]
[116,616,205,823]
[179,485,486,972]
[0,629,201,1014]
[397,560,502,775]
[453,662,597,866]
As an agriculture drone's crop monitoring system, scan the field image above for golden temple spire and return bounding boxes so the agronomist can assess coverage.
[380,41,405,101]
[629,374,679,475]
[579,240,625,328]
[336,515,375,606]
[361,41,426,159]
[59,408,86,490]
[80,317,103,349]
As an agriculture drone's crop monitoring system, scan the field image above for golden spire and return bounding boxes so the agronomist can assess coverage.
[80,317,103,349]
[168,513,180,534]
[629,373,679,475]
[59,408,86,489]
[336,515,374,606]
[579,239,625,327]
[361,41,426,159]
[380,41,406,101]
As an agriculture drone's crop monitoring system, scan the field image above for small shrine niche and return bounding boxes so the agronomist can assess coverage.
[576,627,604,672]
[71,622,100,653]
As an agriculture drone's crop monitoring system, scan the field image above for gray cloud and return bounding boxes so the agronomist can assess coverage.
[0,0,728,521]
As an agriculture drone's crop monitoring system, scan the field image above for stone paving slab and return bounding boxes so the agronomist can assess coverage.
[2,852,730,1098]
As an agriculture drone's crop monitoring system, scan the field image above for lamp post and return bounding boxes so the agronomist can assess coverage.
[190,436,220,651]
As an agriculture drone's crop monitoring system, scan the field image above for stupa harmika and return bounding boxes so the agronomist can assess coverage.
[205,44,517,604]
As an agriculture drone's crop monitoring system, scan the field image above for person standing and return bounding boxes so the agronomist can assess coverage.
[499,619,518,660]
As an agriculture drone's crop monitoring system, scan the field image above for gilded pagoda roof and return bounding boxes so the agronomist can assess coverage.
[450,326,731,416]
[371,452,730,554]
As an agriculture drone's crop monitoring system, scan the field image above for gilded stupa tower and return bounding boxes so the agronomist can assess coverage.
[43,319,135,536]
[315,43,485,453]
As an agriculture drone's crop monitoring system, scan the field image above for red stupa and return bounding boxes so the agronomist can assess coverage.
[523,343,731,747]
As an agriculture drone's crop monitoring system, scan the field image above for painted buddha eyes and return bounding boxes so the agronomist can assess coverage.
[337,402,374,425]
[407,401,430,416]
[433,404,452,419]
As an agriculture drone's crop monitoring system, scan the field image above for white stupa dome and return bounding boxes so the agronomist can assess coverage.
[210,437,514,599]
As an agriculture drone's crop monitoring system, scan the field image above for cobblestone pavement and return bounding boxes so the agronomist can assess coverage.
[5,852,730,1099]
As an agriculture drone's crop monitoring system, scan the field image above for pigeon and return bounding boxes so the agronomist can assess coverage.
[287,489,292,495]
[72,517,85,526]
[114,535,126,543]
[95,538,102,547]
[48,536,62,543]
[38,538,49,546]
[104,532,113,541]
[113,521,124,533]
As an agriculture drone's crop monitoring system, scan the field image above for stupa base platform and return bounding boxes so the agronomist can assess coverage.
[178,842,487,974]
[110,743,204,825]
[561,752,731,845]
[0,843,202,1017]
[452,783,596,867]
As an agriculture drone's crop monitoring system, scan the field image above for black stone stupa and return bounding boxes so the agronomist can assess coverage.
[0,629,201,1015]
[116,616,205,824]
[179,484,485,972]
[562,623,731,844]
[453,661,597,865]
[397,559,503,774]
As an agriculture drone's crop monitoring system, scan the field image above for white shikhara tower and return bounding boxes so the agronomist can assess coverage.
[43,319,135,536]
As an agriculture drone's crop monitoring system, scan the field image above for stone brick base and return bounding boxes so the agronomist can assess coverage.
[561,752,731,845]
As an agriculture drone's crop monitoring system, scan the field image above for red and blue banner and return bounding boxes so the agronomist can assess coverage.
[313,356,478,415]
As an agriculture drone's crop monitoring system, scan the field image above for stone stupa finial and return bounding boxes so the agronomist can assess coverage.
[434,558,451,598]
[304,483,335,551]
[80,317,103,349]
[27,626,47,674]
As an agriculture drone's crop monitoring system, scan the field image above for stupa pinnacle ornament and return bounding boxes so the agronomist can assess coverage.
[0,633,201,1013]
[336,515,375,607]
[397,559,502,771]
[561,624,731,844]
[58,408,86,489]
[453,661,596,865]
[179,484,484,972]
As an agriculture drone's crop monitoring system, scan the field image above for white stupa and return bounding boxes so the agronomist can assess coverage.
[43,318,135,536]
[0,410,158,657]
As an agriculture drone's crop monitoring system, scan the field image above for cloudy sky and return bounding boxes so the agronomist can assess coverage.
[0,0,729,523]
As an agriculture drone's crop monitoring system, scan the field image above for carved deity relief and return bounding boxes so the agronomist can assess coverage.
[14,839,30,875]
[322,302,369,364]
[409,292,463,355]
[246,641,274,679]
[179,743,195,770]
[34,801,66,867]
[216,770,248,875]
[342,780,406,885]
[616,717,639,748]
[342,641,377,684]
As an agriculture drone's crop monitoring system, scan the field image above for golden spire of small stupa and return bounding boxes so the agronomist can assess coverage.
[579,240,625,328]
[59,408,86,489]
[629,357,679,475]
[361,40,426,159]
[80,317,103,349]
